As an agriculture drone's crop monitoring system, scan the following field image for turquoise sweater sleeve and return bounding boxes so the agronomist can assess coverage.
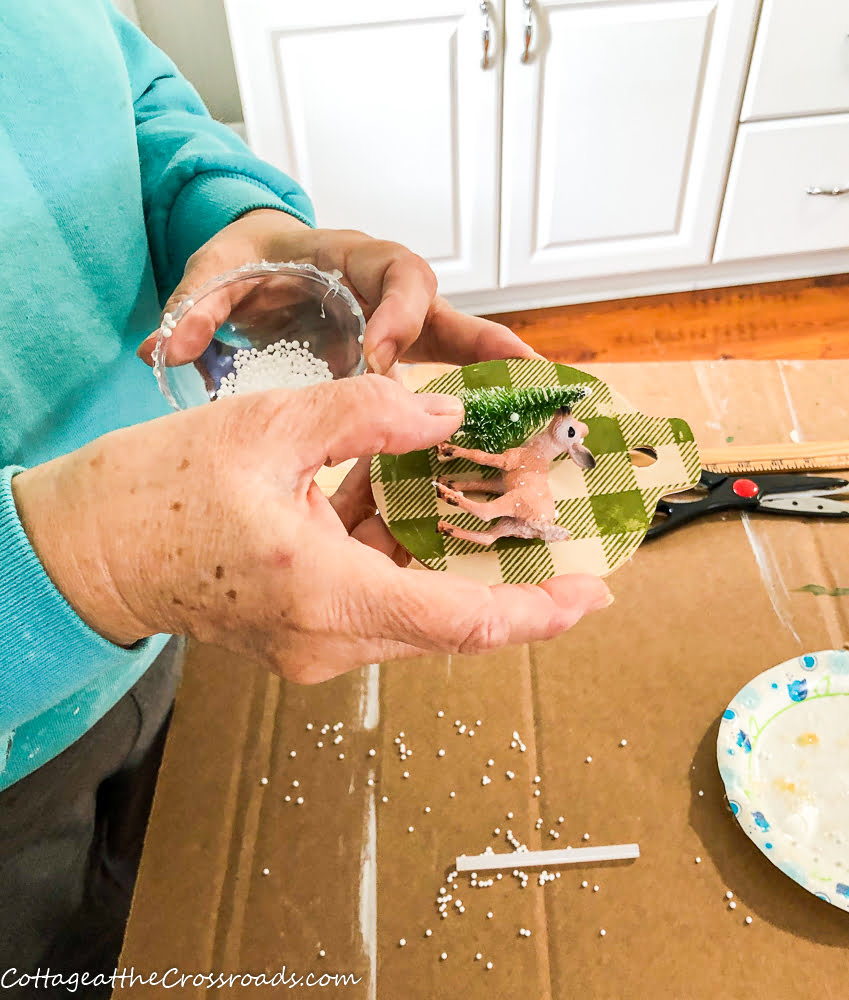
[107,5,316,302]
[0,468,166,733]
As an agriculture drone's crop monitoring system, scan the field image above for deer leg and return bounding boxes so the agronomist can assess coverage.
[437,442,512,470]
[438,517,572,545]
[437,519,517,546]
[434,483,518,522]
[436,474,506,495]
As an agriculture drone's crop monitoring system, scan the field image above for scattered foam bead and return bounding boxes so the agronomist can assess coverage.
[292,780,299,788]
[486,912,493,919]
[726,891,734,900]
[296,797,304,805]
[437,749,446,758]
[585,756,592,763]
[289,751,297,758]
[534,776,541,784]
[437,711,444,718]
[695,857,702,864]
[533,790,540,797]
[318,950,326,958]
[475,953,482,961]
[368,749,376,757]
[506,811,514,819]
[338,753,345,760]
[581,881,588,888]
[382,796,389,803]
[729,902,737,910]
[262,868,270,876]
[620,739,628,747]
[486,962,493,970]
[403,771,410,779]
[583,833,590,841]
[698,790,704,797]
[399,939,406,947]
[593,885,599,893]
[449,791,456,798]
[367,778,375,787]
[599,930,606,938]
[425,806,431,814]
[260,777,268,786]
[481,776,491,786]
[425,929,433,937]
[441,953,448,961]
[745,916,753,925]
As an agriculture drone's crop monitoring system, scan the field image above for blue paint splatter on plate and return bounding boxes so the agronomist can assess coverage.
[788,679,808,702]
[753,811,770,831]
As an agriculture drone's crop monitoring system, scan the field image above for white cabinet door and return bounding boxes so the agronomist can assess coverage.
[500,0,758,287]
[224,0,502,295]
[741,0,849,122]
[715,115,849,262]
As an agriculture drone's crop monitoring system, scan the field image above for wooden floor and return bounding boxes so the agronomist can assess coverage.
[484,273,849,364]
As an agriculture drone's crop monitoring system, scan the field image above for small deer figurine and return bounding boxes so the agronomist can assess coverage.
[435,406,595,546]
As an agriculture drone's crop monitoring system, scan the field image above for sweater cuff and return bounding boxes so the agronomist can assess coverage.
[0,467,161,731]
[165,170,315,287]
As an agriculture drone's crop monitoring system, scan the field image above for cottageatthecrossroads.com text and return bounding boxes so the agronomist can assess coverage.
[1,968,363,991]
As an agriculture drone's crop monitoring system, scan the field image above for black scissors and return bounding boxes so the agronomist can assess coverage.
[647,470,849,539]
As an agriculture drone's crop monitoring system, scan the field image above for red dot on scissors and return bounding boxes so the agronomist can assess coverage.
[733,478,759,498]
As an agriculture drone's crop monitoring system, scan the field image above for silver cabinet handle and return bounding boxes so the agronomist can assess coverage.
[521,0,533,63]
[806,185,849,196]
[480,1,492,69]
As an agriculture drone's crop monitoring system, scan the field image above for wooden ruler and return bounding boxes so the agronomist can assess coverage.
[700,441,849,474]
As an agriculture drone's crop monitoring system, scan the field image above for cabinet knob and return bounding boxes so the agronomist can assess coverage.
[480,1,492,69]
[806,185,849,197]
[521,0,533,63]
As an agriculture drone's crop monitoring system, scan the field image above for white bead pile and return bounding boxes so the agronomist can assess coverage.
[215,339,332,397]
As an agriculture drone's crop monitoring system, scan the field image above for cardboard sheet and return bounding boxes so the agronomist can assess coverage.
[116,361,849,999]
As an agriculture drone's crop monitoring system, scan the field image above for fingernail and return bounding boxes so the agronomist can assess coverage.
[366,341,396,375]
[136,334,156,358]
[589,591,614,612]
[418,393,465,418]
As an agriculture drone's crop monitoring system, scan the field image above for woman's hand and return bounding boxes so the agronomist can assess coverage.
[13,377,611,684]
[137,210,538,374]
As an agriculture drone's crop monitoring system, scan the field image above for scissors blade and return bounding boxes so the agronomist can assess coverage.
[759,490,849,516]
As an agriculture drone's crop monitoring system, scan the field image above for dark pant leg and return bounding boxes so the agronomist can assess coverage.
[0,637,184,995]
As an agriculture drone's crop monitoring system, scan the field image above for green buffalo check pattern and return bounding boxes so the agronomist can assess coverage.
[370,360,701,584]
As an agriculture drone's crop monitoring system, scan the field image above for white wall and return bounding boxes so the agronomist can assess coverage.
[132,0,244,123]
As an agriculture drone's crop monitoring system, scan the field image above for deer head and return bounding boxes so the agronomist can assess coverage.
[551,407,596,470]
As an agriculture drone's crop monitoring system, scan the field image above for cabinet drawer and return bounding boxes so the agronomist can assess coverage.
[742,0,849,120]
[715,115,849,262]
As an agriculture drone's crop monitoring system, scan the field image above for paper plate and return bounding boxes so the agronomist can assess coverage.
[370,359,700,584]
[718,649,849,911]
